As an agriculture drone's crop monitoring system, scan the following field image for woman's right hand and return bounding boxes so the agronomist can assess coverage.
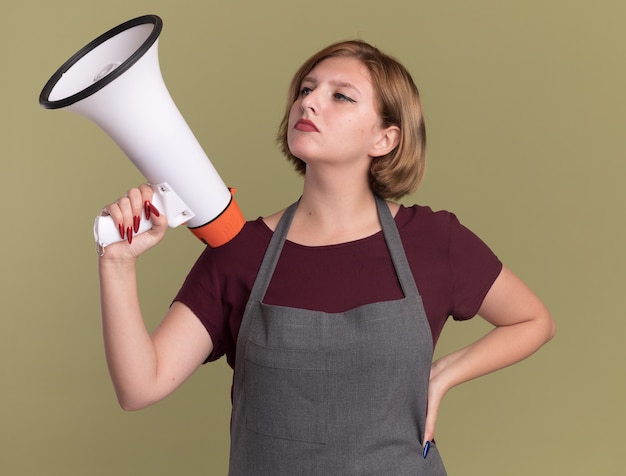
[100,183,168,261]
[98,184,213,411]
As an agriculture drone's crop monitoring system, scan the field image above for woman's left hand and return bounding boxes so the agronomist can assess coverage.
[423,358,448,445]
[422,265,556,447]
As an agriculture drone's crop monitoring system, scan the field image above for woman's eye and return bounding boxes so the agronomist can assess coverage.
[334,92,355,103]
[300,87,313,96]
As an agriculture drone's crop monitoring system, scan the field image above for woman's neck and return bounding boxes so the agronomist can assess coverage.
[264,162,400,246]
[287,169,383,246]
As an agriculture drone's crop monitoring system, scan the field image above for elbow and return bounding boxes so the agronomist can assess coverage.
[111,377,170,411]
[540,309,557,344]
[115,391,157,412]
[119,399,155,412]
[119,400,146,412]
[547,316,557,342]
[118,398,147,412]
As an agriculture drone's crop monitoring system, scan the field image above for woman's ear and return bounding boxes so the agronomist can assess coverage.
[370,125,400,157]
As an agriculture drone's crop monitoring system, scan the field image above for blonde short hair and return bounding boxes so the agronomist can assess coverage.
[277,40,426,200]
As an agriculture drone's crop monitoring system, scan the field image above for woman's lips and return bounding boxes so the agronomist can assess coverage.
[294,119,319,132]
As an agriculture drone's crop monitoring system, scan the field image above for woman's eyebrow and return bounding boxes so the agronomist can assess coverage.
[302,76,358,88]
[302,76,360,93]
[330,79,358,90]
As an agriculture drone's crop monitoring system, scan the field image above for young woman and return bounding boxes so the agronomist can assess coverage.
[99,40,555,475]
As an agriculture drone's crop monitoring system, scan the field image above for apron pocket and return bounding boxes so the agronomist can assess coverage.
[244,339,329,444]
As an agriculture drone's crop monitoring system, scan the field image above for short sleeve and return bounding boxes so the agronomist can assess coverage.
[174,247,228,362]
[448,215,503,320]
[172,219,272,367]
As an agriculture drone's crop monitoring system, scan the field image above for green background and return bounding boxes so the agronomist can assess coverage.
[2,0,624,474]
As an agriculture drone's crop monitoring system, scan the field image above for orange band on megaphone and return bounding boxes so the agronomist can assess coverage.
[189,189,245,247]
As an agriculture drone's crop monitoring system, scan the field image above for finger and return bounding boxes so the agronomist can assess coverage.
[145,200,163,223]
[138,183,154,205]
[138,184,159,220]
[126,188,146,234]
[138,182,153,194]
[423,397,439,446]
[116,196,136,244]
[104,201,126,241]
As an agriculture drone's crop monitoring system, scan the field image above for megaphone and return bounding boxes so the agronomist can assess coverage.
[39,14,245,248]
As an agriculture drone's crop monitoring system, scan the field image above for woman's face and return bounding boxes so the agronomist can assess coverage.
[286,56,387,171]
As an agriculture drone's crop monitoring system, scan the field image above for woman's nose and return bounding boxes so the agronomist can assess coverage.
[300,91,318,114]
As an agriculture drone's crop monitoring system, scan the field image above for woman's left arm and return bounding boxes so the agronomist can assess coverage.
[423,265,556,445]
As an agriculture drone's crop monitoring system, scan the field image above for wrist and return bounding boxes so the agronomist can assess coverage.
[430,354,461,395]
[98,254,138,274]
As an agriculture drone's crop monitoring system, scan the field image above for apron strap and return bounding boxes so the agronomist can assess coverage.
[248,200,299,303]
[374,196,421,300]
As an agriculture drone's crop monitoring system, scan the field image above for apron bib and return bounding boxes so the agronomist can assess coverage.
[228,196,447,475]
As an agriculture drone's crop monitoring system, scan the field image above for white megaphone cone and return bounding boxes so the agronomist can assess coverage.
[39,14,245,248]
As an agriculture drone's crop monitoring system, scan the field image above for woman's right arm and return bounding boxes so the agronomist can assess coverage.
[99,184,213,411]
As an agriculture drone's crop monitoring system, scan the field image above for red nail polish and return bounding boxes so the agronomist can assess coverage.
[127,226,133,245]
[144,201,151,220]
[119,223,125,240]
[133,216,140,233]
[149,202,160,217]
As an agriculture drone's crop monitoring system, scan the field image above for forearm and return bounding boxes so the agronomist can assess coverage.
[423,266,555,443]
[99,257,160,410]
[431,315,555,395]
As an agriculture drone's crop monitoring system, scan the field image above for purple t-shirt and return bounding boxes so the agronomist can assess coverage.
[175,204,502,369]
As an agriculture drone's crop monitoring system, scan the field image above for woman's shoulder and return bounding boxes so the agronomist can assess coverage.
[396,202,500,267]
[261,204,291,232]
[395,202,460,233]
[222,216,273,248]
[394,202,494,254]
[192,217,273,267]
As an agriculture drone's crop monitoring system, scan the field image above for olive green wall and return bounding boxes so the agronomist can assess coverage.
[2,0,623,474]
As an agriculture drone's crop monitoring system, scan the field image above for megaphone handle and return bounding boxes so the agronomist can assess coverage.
[93,183,195,249]
[94,210,155,248]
